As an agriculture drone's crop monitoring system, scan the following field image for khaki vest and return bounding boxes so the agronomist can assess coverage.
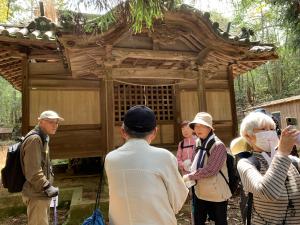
[194,140,232,202]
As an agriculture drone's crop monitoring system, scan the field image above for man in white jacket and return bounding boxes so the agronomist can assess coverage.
[105,105,188,225]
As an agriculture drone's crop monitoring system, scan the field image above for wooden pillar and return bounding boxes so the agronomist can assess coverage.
[174,84,181,144]
[197,67,207,112]
[105,68,115,151]
[22,57,29,135]
[100,80,107,154]
[228,65,238,137]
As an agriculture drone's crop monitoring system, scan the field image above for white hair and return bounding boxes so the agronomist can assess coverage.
[240,112,275,138]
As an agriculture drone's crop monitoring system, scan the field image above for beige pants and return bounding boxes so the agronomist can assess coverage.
[22,195,51,225]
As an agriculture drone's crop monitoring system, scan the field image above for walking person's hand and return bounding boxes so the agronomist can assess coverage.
[44,184,59,197]
[278,126,300,156]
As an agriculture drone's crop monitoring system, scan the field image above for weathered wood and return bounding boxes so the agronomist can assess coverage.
[196,48,211,65]
[29,89,101,126]
[29,62,69,75]
[56,124,101,131]
[0,58,21,66]
[174,84,181,143]
[49,129,105,159]
[228,65,238,137]
[0,69,22,77]
[22,57,30,135]
[206,90,232,120]
[105,70,115,150]
[30,78,100,89]
[100,79,108,151]
[197,68,207,111]
[110,68,195,80]
[112,47,198,61]
[180,90,199,121]
[29,50,61,60]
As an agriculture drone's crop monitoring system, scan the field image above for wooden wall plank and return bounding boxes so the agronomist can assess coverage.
[161,124,174,144]
[49,129,105,159]
[29,62,69,75]
[29,90,101,125]
[30,79,100,89]
[206,91,232,121]
[180,91,199,121]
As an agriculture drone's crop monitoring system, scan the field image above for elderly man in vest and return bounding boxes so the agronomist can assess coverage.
[183,112,231,225]
[105,105,188,225]
[21,110,63,225]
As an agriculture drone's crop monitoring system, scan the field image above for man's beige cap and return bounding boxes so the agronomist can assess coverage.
[38,110,64,121]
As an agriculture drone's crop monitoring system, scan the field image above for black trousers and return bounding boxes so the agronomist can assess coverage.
[193,193,228,225]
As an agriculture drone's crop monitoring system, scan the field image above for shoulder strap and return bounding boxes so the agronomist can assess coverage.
[247,155,261,171]
[22,132,39,142]
[180,140,194,149]
[203,137,216,157]
[180,140,184,149]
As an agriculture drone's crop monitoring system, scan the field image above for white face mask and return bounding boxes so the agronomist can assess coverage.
[255,130,279,152]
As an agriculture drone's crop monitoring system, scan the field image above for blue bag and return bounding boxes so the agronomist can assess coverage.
[82,209,105,225]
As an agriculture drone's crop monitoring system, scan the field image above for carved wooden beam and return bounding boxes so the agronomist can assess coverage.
[196,48,211,65]
[111,48,198,61]
[109,68,196,80]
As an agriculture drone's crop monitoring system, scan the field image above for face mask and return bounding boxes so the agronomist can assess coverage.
[255,130,279,152]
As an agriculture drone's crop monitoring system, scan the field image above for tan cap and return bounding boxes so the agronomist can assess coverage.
[189,112,213,130]
[230,137,251,156]
[38,110,64,121]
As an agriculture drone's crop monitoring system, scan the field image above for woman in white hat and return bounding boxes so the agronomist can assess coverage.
[236,111,300,225]
[183,112,231,225]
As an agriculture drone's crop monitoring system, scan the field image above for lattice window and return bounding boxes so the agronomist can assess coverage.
[114,84,174,123]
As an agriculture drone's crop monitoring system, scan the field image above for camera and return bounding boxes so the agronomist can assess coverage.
[286,117,298,127]
[286,117,300,145]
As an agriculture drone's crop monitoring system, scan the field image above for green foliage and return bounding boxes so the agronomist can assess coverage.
[234,0,300,48]
[72,0,181,33]
[0,0,9,22]
[232,0,300,111]
[0,77,21,128]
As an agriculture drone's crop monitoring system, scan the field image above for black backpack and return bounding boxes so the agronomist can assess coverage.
[1,132,39,193]
[196,137,239,195]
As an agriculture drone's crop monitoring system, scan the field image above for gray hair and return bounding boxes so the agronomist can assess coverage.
[240,112,275,137]
[122,123,154,139]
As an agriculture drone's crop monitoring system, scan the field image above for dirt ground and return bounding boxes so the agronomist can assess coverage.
[0,146,243,225]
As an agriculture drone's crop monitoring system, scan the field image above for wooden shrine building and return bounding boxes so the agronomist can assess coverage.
[0,5,278,159]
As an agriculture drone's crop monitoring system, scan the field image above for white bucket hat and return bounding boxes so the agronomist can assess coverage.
[38,110,64,121]
[189,112,213,130]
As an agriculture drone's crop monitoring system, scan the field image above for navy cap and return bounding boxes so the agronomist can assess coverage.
[124,105,156,132]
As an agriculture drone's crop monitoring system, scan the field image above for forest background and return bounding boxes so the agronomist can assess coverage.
[0,0,299,129]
